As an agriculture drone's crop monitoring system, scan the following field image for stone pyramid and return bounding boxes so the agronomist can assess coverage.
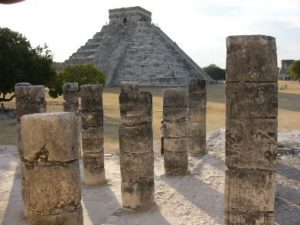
[64,6,213,87]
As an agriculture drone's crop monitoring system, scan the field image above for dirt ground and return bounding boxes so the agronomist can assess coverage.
[0,129,300,225]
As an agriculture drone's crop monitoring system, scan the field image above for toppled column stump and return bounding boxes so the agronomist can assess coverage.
[187,79,207,156]
[14,83,46,217]
[163,88,188,175]
[21,112,83,225]
[120,81,139,92]
[63,83,79,112]
[119,91,154,210]
[225,35,278,225]
[80,84,106,185]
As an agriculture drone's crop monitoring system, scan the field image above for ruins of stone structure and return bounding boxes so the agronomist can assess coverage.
[163,88,188,175]
[120,81,139,92]
[14,83,47,217]
[187,79,207,156]
[279,59,294,80]
[65,6,212,87]
[20,112,83,225]
[119,91,154,209]
[63,83,79,112]
[80,84,106,185]
[225,35,278,224]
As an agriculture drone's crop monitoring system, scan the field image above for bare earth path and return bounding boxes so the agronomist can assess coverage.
[0,129,300,225]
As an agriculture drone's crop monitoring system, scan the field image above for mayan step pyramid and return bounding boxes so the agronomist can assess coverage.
[64,6,212,87]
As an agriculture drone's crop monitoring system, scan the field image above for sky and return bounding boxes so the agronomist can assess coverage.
[0,0,299,68]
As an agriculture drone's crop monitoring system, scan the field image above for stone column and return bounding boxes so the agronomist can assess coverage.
[119,91,154,210]
[187,79,207,156]
[225,35,278,225]
[15,84,47,217]
[63,83,79,112]
[120,81,138,92]
[163,88,188,175]
[20,112,83,225]
[80,84,106,185]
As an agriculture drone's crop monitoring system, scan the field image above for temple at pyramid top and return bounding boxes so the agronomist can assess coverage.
[64,6,212,87]
[109,6,152,24]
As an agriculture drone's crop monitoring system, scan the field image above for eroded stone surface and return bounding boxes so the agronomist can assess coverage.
[21,112,81,162]
[226,35,277,82]
[120,81,139,92]
[225,118,277,170]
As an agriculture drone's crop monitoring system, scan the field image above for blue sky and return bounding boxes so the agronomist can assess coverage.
[0,0,299,68]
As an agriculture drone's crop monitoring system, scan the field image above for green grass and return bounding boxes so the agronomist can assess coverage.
[1,81,300,152]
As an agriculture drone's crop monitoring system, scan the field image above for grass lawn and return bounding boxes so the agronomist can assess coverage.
[1,80,300,152]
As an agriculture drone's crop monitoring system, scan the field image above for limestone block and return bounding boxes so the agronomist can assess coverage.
[15,85,46,120]
[81,127,103,138]
[21,112,81,162]
[188,79,206,94]
[120,153,154,182]
[224,169,276,212]
[163,119,187,138]
[164,149,188,176]
[120,81,139,92]
[226,35,277,82]
[22,162,81,213]
[225,211,274,225]
[81,110,104,129]
[119,124,153,154]
[226,82,277,118]
[62,83,79,100]
[80,84,103,111]
[121,179,154,210]
[187,96,206,110]
[163,107,187,121]
[163,88,187,108]
[226,118,277,170]
[28,206,83,225]
[83,152,106,185]
[82,137,104,153]
[187,123,206,156]
[164,137,187,152]
[187,109,205,123]
[119,91,152,125]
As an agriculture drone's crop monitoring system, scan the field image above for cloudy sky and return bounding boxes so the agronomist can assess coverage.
[0,0,299,68]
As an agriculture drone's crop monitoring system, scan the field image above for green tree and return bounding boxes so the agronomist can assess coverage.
[289,60,300,80]
[203,64,226,80]
[49,64,106,98]
[0,27,56,102]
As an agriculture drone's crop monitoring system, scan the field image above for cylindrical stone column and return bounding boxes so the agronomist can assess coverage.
[80,84,106,185]
[187,79,207,156]
[63,83,79,112]
[15,84,47,217]
[120,81,138,92]
[119,91,154,210]
[225,35,278,225]
[163,88,188,175]
[20,112,83,225]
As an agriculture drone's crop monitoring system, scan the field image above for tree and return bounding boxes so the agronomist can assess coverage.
[203,64,226,80]
[289,60,300,80]
[49,64,106,98]
[0,27,56,102]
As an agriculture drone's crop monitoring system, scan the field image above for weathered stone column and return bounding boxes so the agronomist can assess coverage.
[63,83,79,112]
[80,84,106,185]
[120,81,138,92]
[15,84,47,217]
[163,88,188,175]
[119,91,154,209]
[187,79,207,156]
[21,112,83,225]
[225,35,278,225]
